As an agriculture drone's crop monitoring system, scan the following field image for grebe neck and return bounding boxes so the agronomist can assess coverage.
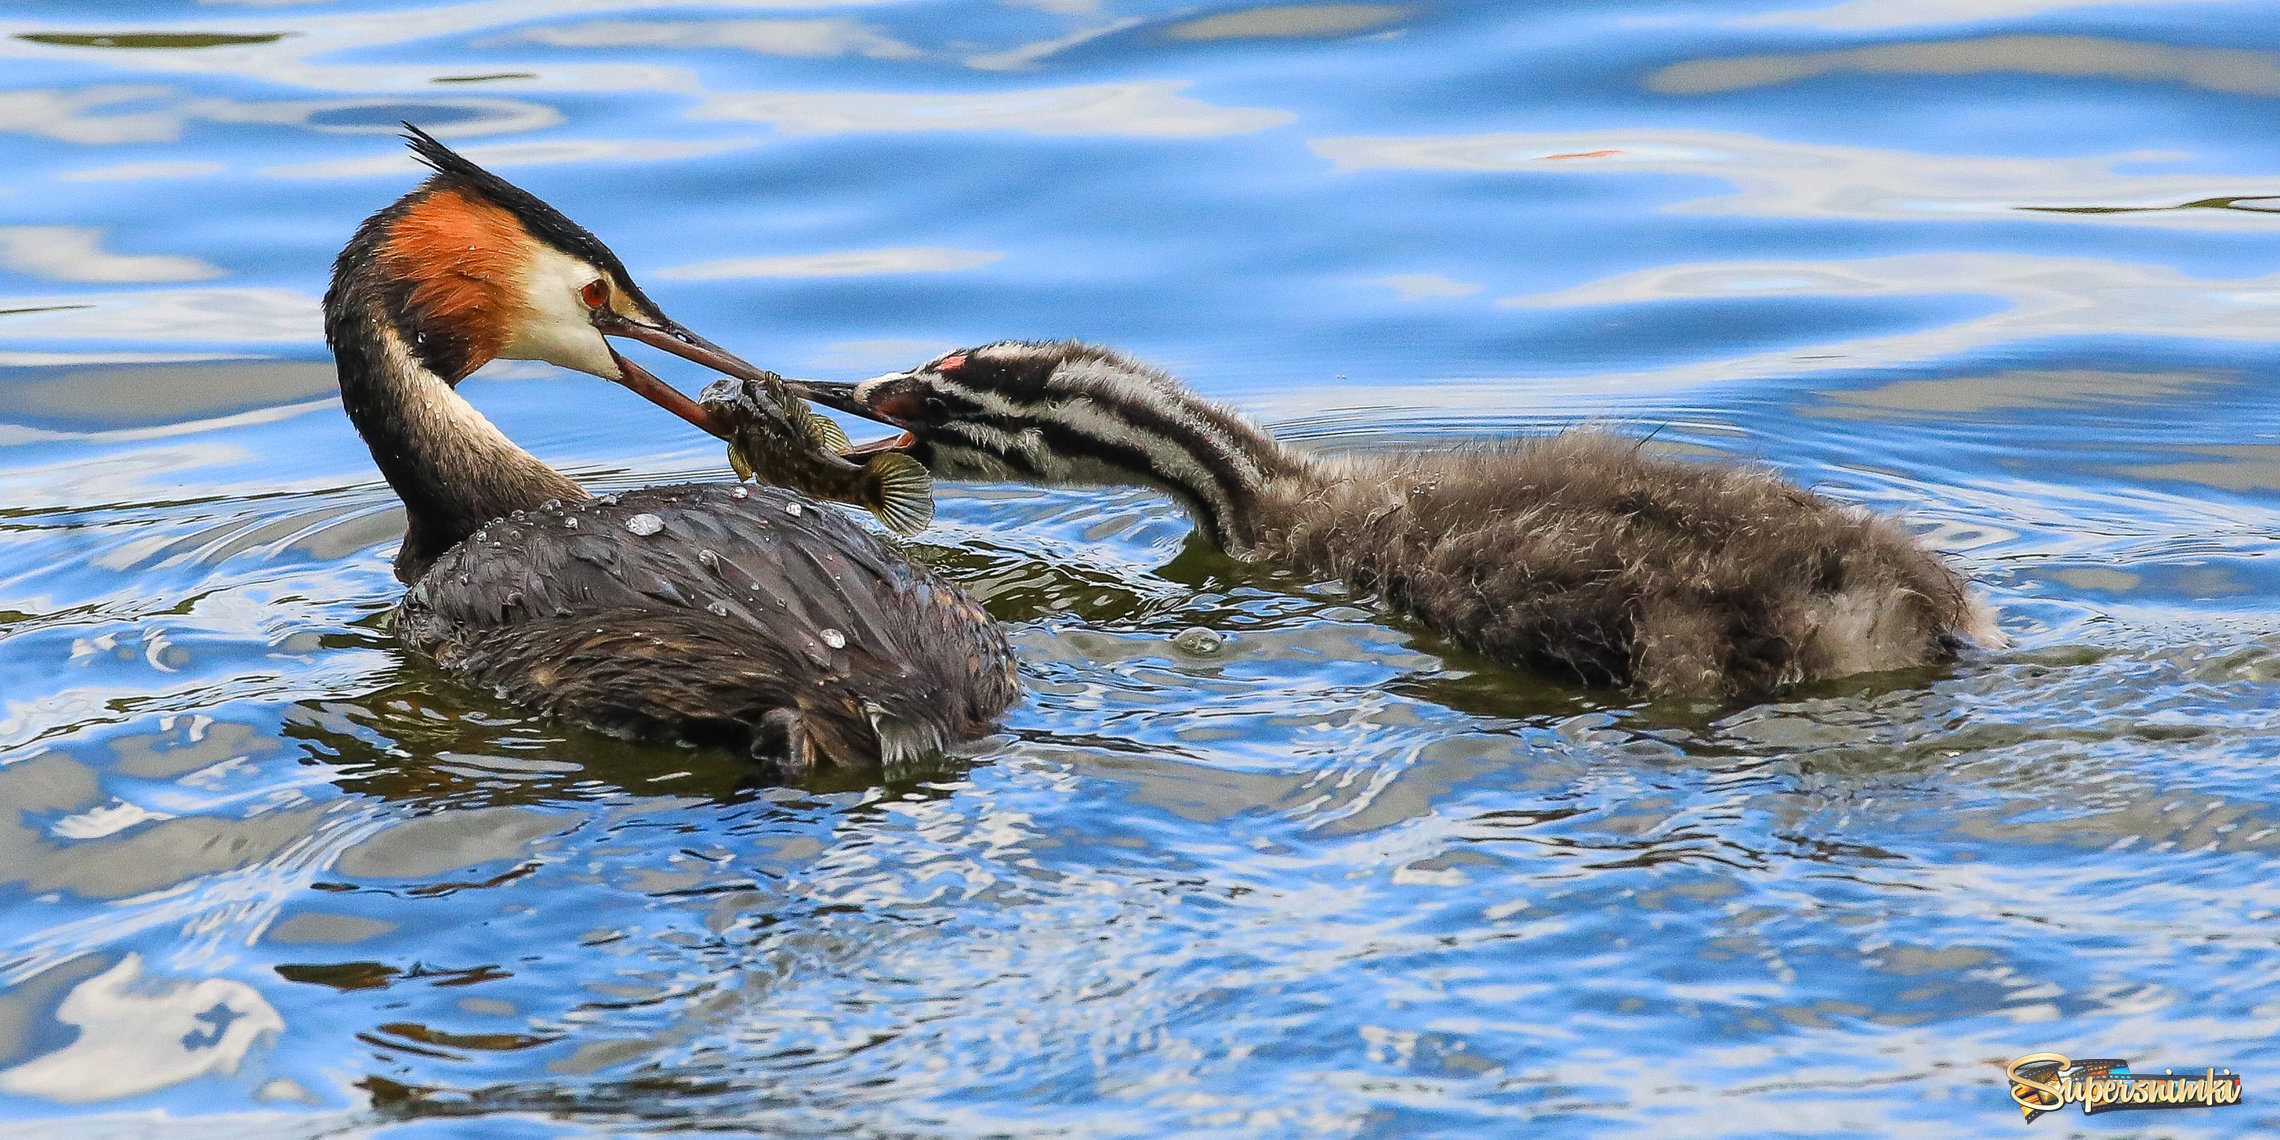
[327,291,585,583]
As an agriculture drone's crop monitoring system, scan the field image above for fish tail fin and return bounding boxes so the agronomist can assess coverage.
[864,453,935,535]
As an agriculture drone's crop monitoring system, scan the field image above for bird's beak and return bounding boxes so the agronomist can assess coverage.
[841,430,915,456]
[781,376,916,455]
[605,351,724,439]
[787,379,867,418]
[591,309,791,441]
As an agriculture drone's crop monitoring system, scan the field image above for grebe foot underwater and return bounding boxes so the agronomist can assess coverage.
[326,128,1016,776]
[796,340,2002,703]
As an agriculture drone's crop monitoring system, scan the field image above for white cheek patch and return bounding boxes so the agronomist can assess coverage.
[497,245,619,379]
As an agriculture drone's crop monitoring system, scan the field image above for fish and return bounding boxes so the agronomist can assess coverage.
[697,374,935,536]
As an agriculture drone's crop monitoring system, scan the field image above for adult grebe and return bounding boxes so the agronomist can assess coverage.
[326,129,1015,775]
[797,340,2002,701]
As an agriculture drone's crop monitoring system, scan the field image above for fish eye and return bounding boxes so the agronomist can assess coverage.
[580,279,609,310]
[923,394,949,420]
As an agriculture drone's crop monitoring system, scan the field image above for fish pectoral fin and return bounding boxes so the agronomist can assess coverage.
[726,442,756,482]
[803,410,851,452]
[864,453,936,536]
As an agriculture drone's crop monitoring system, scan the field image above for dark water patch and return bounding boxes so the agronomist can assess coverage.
[17,32,289,50]
[2023,193,2280,216]
[1161,4,1414,43]
[305,104,490,131]
[1647,34,2280,98]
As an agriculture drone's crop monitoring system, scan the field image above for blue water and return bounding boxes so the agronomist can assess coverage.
[1,1,2277,1135]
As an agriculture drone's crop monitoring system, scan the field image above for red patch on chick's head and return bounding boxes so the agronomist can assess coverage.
[376,186,532,376]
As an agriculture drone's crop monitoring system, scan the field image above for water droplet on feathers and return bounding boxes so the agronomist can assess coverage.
[783,501,802,517]
[820,628,846,649]
[1172,627,1224,655]
[625,513,664,536]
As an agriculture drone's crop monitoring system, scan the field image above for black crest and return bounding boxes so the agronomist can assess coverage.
[400,123,667,320]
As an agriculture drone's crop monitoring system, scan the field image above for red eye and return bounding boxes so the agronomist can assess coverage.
[581,279,609,309]
[936,354,966,373]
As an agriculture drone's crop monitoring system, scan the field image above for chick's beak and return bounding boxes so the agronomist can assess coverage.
[842,430,915,456]
[787,379,866,418]
[781,377,916,455]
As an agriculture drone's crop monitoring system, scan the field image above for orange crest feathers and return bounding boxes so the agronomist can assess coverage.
[377,187,530,372]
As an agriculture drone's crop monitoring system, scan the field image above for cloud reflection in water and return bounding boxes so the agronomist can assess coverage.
[0,954,282,1103]
[1651,34,2280,97]
[1313,127,2280,229]
[695,80,1295,138]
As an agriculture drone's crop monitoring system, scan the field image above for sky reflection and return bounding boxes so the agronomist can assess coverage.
[1,0,2278,1131]
[692,80,1294,137]
[1505,252,2280,385]
[1314,127,2280,230]
[1746,0,2241,30]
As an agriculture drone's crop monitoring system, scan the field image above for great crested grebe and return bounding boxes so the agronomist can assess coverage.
[326,129,1015,775]
[798,340,2003,701]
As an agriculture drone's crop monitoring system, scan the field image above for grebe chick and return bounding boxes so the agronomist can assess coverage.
[326,129,1014,775]
[801,340,2001,701]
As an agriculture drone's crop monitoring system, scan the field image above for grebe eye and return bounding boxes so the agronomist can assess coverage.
[581,279,609,310]
[935,354,966,373]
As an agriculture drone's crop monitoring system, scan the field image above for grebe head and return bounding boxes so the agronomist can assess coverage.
[329,125,770,434]
[799,340,1196,482]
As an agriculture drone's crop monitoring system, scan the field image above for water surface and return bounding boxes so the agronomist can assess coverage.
[1,0,2277,1135]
